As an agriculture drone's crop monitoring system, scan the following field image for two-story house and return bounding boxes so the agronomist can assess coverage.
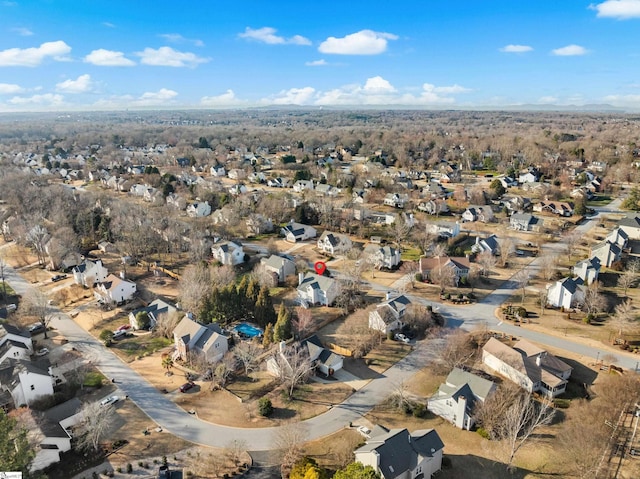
[128,298,178,330]
[211,240,245,266]
[364,244,402,270]
[317,231,353,256]
[260,255,296,285]
[296,273,339,307]
[368,294,412,334]
[281,222,317,243]
[94,274,137,305]
[355,426,444,479]
[186,201,212,218]
[419,256,470,285]
[72,259,109,288]
[172,314,228,363]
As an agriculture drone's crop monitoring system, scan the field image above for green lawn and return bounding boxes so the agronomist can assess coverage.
[0,281,16,297]
[115,335,172,359]
[401,247,422,261]
[587,195,613,206]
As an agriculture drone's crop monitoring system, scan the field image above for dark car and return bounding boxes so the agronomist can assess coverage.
[51,274,67,282]
[28,322,45,336]
[179,382,195,393]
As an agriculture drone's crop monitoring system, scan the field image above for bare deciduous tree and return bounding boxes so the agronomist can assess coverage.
[154,310,182,339]
[233,341,262,378]
[273,423,309,479]
[609,299,638,343]
[433,329,477,374]
[273,344,313,398]
[582,280,607,315]
[293,307,314,340]
[513,268,530,304]
[214,352,238,389]
[498,236,515,268]
[179,263,211,314]
[75,401,116,451]
[211,264,237,290]
[539,254,558,281]
[617,271,636,295]
[25,289,55,339]
[477,250,497,277]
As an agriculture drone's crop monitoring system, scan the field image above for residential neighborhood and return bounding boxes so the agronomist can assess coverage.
[1,109,640,479]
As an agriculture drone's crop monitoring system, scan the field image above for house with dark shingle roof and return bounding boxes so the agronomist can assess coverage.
[419,256,470,286]
[128,298,177,330]
[572,257,600,285]
[281,221,317,243]
[0,359,54,407]
[172,314,228,363]
[482,338,572,397]
[94,274,137,305]
[296,272,339,307]
[618,214,640,240]
[301,335,343,376]
[546,276,585,309]
[261,254,296,284]
[355,426,444,479]
[368,294,412,334]
[590,240,622,268]
[317,231,352,255]
[428,367,496,430]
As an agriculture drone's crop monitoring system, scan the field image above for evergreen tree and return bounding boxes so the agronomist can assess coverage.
[246,277,260,304]
[273,303,292,342]
[0,409,35,476]
[290,457,327,479]
[333,462,380,479]
[263,323,274,347]
[254,285,276,328]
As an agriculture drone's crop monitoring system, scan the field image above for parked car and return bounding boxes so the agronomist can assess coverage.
[100,395,119,407]
[112,329,129,340]
[357,426,371,438]
[116,324,131,331]
[28,322,45,336]
[179,382,195,393]
[35,347,49,357]
[51,274,67,282]
[5,303,17,313]
[394,333,411,344]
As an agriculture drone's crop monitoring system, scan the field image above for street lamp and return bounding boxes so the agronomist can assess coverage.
[596,351,600,364]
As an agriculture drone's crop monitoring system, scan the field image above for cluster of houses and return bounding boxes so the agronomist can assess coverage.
[546,218,632,309]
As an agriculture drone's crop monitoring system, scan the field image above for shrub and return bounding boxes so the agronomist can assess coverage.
[138,461,144,467]
[517,306,527,318]
[415,273,423,282]
[127,464,133,473]
[403,402,413,415]
[387,331,395,341]
[117,467,122,473]
[554,398,571,409]
[412,403,426,418]
[163,456,168,467]
[444,293,451,300]
[457,293,463,300]
[583,316,591,324]
[476,427,490,439]
[258,397,273,417]
[426,305,433,312]
[467,292,476,300]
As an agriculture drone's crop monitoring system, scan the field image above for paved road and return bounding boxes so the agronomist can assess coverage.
[4,197,636,451]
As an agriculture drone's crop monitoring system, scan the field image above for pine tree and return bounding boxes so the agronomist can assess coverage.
[246,277,260,304]
[254,285,277,328]
[263,323,274,347]
[273,303,292,342]
[0,409,35,475]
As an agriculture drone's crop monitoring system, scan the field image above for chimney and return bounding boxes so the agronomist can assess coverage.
[536,355,542,366]
[298,272,305,285]
[475,236,480,245]
[386,291,392,301]
[119,271,125,279]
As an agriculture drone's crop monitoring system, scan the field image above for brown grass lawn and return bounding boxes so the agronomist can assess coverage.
[302,428,365,473]
[173,372,355,427]
[364,341,413,374]
[0,242,38,268]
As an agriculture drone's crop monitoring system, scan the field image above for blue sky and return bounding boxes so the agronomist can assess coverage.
[1,0,640,111]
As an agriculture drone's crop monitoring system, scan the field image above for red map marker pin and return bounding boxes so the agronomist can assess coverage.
[314,261,327,275]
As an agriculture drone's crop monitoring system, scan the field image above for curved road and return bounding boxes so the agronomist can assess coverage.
[3,198,637,451]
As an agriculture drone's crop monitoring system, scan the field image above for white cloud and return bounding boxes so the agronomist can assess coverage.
[160,33,204,47]
[84,49,135,66]
[603,94,640,106]
[0,40,71,67]
[56,74,93,94]
[102,22,116,28]
[8,93,64,105]
[591,0,640,19]
[551,44,588,56]
[423,83,471,94]
[538,96,559,103]
[135,46,210,67]
[305,59,327,66]
[267,87,317,105]
[138,88,177,103]
[0,83,23,94]
[93,88,178,109]
[499,44,533,53]
[318,30,398,55]
[12,27,33,36]
[364,76,396,93]
[238,27,311,45]
[200,89,246,107]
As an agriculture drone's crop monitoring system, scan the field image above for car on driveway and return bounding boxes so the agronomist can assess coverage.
[179,382,195,393]
[51,274,67,282]
[35,347,49,357]
[28,322,45,336]
[394,333,411,344]
[100,395,119,407]
[112,329,129,340]
[116,324,131,331]
[357,426,371,438]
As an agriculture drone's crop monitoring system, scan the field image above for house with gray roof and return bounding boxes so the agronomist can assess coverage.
[590,240,622,268]
[128,298,178,330]
[72,258,109,287]
[428,367,496,430]
[296,272,339,307]
[261,254,296,284]
[0,323,33,356]
[368,294,412,334]
[172,314,228,363]
[211,240,245,266]
[482,338,572,397]
[317,231,352,256]
[607,227,629,249]
[302,335,343,376]
[572,257,600,285]
[355,426,444,479]
[0,359,54,408]
[510,212,539,231]
[547,276,585,309]
[618,214,640,240]
[364,244,402,270]
[471,234,500,256]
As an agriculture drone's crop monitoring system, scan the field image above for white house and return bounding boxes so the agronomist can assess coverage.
[293,179,314,192]
[172,314,228,363]
[261,255,296,284]
[210,165,226,177]
[355,426,444,479]
[128,298,178,330]
[211,240,245,266]
[425,220,460,239]
[368,294,412,334]
[471,234,500,256]
[383,193,408,208]
[317,231,353,256]
[482,338,572,398]
[590,240,622,268]
[546,277,585,309]
[186,201,212,218]
[606,227,629,249]
[428,367,496,430]
[364,244,402,270]
[572,257,600,285]
[0,360,54,407]
[281,222,317,243]
[0,324,33,356]
[618,214,640,240]
[72,258,109,287]
[94,274,137,305]
[297,273,339,307]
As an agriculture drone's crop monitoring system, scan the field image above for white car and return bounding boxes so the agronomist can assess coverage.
[357,426,371,438]
[112,329,128,340]
[394,333,411,344]
[100,395,119,407]
[35,347,49,357]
